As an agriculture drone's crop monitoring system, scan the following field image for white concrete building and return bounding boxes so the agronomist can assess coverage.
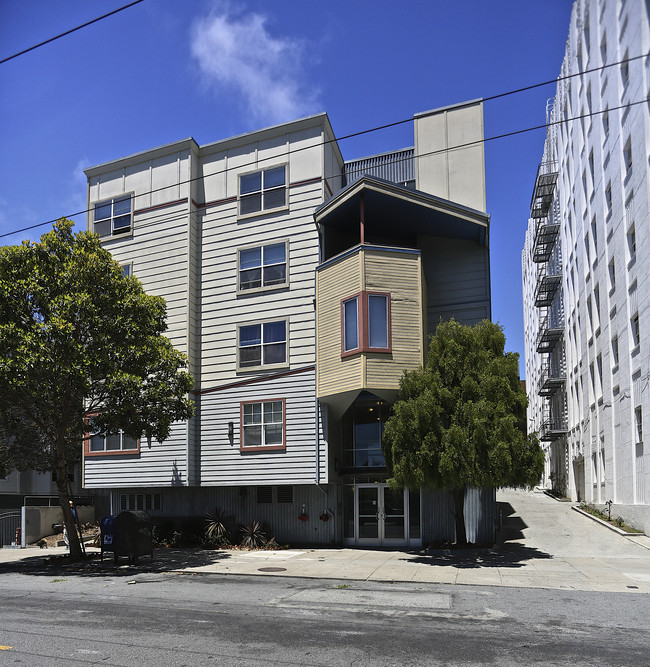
[84,101,496,546]
[522,0,650,532]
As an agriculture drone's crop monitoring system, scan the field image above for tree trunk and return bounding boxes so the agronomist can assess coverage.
[55,457,83,560]
[451,487,467,547]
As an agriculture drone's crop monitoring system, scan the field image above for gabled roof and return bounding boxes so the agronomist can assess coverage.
[314,176,489,247]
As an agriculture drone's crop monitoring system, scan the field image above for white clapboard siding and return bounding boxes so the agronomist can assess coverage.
[85,115,337,492]
[199,368,328,485]
[84,421,189,488]
[198,181,322,386]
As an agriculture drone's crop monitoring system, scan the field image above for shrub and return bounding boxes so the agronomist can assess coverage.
[205,507,230,547]
[240,520,267,548]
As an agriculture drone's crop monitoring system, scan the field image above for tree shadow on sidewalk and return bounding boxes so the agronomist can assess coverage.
[0,547,233,577]
[402,501,553,569]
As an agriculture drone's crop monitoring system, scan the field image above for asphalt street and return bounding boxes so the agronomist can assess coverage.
[0,572,648,666]
[0,489,648,664]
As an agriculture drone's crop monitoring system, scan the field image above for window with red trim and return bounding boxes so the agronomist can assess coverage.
[85,428,140,456]
[341,291,391,357]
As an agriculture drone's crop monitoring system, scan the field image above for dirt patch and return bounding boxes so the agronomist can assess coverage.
[30,523,100,548]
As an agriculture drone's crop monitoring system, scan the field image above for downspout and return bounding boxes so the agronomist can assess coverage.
[314,222,321,486]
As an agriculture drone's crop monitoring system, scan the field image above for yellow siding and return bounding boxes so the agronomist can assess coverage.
[316,252,363,398]
[364,250,423,389]
[316,246,424,400]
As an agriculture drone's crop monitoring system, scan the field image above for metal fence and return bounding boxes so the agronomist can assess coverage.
[0,510,21,547]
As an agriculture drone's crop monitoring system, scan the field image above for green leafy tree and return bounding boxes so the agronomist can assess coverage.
[383,319,544,545]
[0,220,194,558]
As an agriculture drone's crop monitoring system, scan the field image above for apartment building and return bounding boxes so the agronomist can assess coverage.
[522,0,650,531]
[84,100,494,546]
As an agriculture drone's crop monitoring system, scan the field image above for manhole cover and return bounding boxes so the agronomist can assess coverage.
[258,567,287,572]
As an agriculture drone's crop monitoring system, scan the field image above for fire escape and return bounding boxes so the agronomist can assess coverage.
[531,165,568,441]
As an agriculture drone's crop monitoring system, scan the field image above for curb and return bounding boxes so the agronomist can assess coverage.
[543,490,573,502]
[572,506,645,537]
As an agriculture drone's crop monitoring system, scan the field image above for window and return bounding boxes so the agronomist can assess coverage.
[608,259,616,291]
[238,242,287,291]
[594,284,600,330]
[343,296,359,352]
[627,225,636,260]
[599,447,605,485]
[88,429,139,454]
[605,182,612,217]
[621,52,629,87]
[342,400,389,468]
[591,217,597,255]
[241,400,285,451]
[93,195,132,236]
[120,493,161,511]
[121,263,132,278]
[596,354,603,397]
[623,139,632,177]
[631,312,640,347]
[341,291,391,356]
[256,486,272,504]
[239,165,286,216]
[238,320,287,369]
[602,108,609,136]
[612,336,619,366]
[635,406,643,444]
[600,33,607,63]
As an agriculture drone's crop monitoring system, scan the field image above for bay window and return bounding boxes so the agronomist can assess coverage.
[341,291,391,356]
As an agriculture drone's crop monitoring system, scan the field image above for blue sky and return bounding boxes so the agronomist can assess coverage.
[0,0,574,373]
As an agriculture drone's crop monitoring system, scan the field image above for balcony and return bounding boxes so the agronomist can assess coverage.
[530,169,558,220]
[532,220,560,263]
[536,314,564,353]
[540,417,568,441]
[538,363,566,397]
[534,272,561,308]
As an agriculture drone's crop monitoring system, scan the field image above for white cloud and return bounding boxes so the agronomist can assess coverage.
[190,4,319,125]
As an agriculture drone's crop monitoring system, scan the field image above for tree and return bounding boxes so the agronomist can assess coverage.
[382,319,544,546]
[0,220,194,558]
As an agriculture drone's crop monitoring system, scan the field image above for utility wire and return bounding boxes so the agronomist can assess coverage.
[0,53,647,239]
[2,95,645,241]
[0,0,146,65]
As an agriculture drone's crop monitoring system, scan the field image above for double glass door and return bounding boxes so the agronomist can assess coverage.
[356,484,407,546]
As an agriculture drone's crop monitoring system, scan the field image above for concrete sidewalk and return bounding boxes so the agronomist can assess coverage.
[2,490,649,593]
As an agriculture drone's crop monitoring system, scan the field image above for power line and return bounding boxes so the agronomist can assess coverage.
[2,95,645,241]
[0,53,647,240]
[0,0,146,65]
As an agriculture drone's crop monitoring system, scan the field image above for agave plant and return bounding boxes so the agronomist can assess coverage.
[205,507,230,543]
[239,520,266,548]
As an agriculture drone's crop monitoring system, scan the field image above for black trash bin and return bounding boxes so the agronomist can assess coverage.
[101,511,153,564]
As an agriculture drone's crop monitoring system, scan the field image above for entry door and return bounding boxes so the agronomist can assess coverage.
[356,484,406,546]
